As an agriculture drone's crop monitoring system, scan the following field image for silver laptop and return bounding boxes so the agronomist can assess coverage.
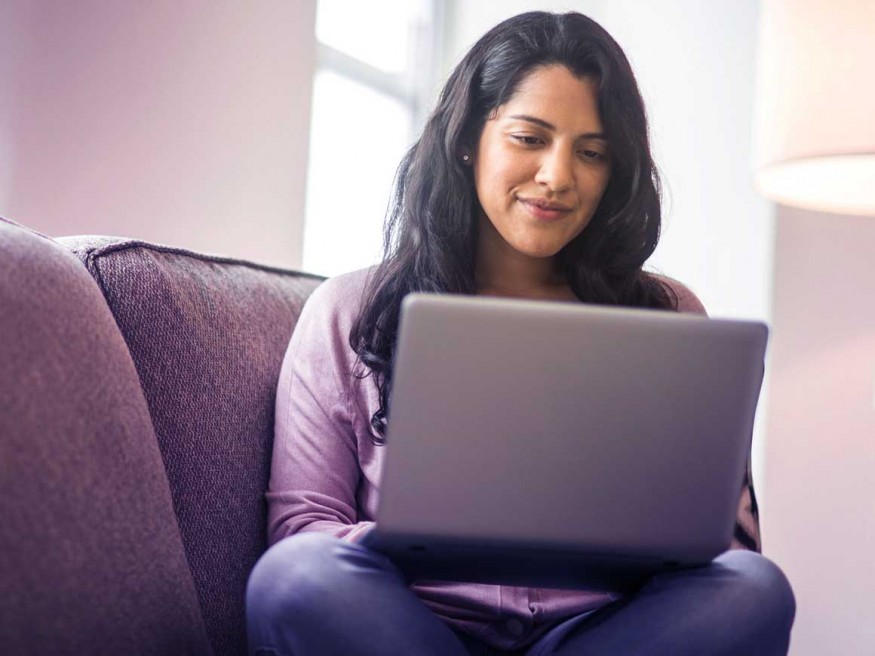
[365,292,768,591]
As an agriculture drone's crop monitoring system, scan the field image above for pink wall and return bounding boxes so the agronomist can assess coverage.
[764,205,875,655]
[0,1,316,268]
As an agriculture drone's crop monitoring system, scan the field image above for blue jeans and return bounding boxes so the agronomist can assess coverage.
[246,533,795,655]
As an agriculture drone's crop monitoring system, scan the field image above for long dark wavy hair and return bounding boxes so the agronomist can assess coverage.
[350,11,677,444]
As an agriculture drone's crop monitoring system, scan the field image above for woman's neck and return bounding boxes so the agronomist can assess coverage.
[477,279,578,301]
[475,229,576,301]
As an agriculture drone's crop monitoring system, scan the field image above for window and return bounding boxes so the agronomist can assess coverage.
[303,0,441,277]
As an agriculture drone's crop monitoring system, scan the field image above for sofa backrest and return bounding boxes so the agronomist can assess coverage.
[1,219,212,655]
[60,235,324,656]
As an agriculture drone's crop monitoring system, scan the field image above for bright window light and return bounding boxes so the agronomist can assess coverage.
[304,0,438,277]
[303,70,412,277]
[316,0,415,74]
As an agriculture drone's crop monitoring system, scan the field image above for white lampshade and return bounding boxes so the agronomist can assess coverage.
[753,0,875,216]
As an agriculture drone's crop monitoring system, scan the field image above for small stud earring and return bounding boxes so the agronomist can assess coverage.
[462,154,470,162]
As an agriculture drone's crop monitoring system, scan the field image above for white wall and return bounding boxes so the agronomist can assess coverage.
[0,0,316,269]
[765,205,875,656]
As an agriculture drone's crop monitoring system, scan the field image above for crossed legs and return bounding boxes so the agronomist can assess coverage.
[246,533,794,656]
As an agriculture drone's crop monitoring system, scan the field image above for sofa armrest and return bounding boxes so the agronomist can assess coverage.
[0,218,211,655]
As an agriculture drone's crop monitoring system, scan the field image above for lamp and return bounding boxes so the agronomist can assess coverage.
[752,0,875,216]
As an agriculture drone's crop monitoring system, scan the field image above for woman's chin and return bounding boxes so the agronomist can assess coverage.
[510,241,567,260]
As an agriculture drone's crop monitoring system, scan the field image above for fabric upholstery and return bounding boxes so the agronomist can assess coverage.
[0,218,211,655]
[60,235,323,656]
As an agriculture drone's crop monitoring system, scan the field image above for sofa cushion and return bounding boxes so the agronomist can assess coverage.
[0,218,211,655]
[60,235,323,656]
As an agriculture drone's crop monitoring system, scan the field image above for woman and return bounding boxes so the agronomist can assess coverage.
[247,11,795,656]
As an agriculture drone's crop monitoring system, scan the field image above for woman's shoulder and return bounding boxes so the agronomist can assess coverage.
[307,265,376,310]
[288,266,377,355]
[647,272,708,316]
[300,265,377,326]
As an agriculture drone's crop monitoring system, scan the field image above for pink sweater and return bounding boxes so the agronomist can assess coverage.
[267,266,761,651]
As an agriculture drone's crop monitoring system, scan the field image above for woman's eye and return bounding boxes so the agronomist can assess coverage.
[580,149,606,161]
[511,135,542,146]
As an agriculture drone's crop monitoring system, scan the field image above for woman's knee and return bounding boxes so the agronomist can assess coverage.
[716,550,796,631]
[246,532,346,620]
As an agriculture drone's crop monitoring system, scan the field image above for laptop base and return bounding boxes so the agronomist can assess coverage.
[365,531,709,593]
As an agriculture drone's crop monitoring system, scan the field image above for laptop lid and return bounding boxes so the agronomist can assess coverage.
[374,293,767,578]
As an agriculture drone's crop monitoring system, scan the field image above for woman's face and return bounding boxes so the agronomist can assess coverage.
[472,65,612,265]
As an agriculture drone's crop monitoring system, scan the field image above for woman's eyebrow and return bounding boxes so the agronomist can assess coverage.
[507,114,607,140]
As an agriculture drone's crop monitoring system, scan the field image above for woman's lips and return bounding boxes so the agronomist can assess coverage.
[518,198,572,221]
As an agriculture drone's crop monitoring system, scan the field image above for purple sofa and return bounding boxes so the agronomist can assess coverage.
[0,217,324,655]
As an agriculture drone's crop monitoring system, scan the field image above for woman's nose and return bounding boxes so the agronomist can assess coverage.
[534,147,574,192]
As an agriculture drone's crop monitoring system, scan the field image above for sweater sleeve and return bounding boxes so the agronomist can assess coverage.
[656,274,763,553]
[266,276,375,547]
